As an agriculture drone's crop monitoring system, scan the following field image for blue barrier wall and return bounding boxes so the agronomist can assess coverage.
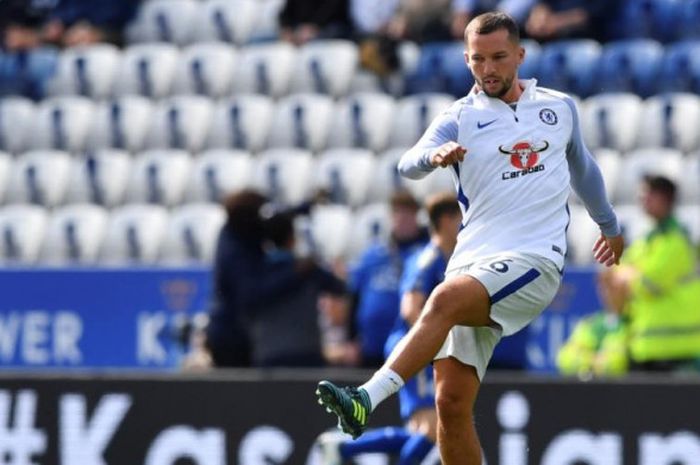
[0,267,600,371]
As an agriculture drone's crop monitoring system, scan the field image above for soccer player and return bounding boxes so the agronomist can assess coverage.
[317,193,461,465]
[316,11,624,465]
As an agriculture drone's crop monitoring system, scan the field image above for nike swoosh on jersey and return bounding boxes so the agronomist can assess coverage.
[477,119,498,129]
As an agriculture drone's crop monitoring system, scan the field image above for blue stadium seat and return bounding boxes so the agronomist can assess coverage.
[619,0,683,43]
[519,39,541,80]
[598,39,664,97]
[657,41,700,95]
[678,0,700,40]
[405,42,474,97]
[0,47,58,99]
[537,40,601,98]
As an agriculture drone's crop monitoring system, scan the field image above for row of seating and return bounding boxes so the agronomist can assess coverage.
[2,36,700,102]
[3,91,700,155]
[2,200,697,268]
[0,147,698,212]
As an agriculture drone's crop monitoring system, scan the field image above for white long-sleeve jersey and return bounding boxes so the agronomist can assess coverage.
[398,79,620,273]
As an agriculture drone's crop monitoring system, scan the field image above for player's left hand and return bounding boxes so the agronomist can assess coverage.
[592,234,624,267]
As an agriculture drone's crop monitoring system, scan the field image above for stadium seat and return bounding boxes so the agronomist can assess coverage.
[126,149,192,207]
[32,96,95,152]
[389,93,454,148]
[598,39,664,97]
[519,39,542,80]
[0,151,11,203]
[370,148,432,203]
[0,47,58,100]
[614,148,684,204]
[677,0,700,40]
[327,92,395,152]
[579,93,642,153]
[678,152,700,205]
[307,204,353,261]
[249,0,284,42]
[289,40,359,98]
[347,202,391,261]
[128,0,198,46]
[619,0,682,43]
[7,150,71,207]
[206,95,274,153]
[171,42,237,98]
[347,70,383,95]
[615,204,654,245]
[46,44,120,99]
[405,42,474,97]
[85,96,155,152]
[192,0,259,46]
[253,148,313,206]
[657,41,700,95]
[314,149,376,207]
[0,97,35,154]
[64,150,132,207]
[266,93,334,152]
[637,93,700,153]
[160,203,226,264]
[186,149,255,203]
[114,43,179,98]
[232,42,296,98]
[100,203,169,265]
[537,40,601,98]
[40,204,109,265]
[0,204,48,264]
[566,204,601,265]
[677,205,700,244]
[591,148,623,204]
[145,95,214,152]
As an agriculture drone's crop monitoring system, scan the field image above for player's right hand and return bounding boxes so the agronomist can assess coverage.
[430,141,466,168]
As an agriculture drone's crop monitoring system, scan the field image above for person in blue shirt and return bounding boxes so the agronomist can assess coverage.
[349,190,430,367]
[317,192,462,465]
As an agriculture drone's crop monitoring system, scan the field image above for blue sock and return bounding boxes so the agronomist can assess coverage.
[339,427,410,459]
[398,433,435,465]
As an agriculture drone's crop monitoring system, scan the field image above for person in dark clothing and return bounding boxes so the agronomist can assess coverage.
[248,212,347,367]
[205,190,312,367]
[0,0,51,50]
[524,0,620,43]
[279,0,351,45]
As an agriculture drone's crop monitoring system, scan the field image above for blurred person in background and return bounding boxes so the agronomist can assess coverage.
[349,190,429,368]
[0,0,51,51]
[247,211,347,368]
[451,0,535,39]
[524,0,620,43]
[316,193,461,465]
[279,0,351,45]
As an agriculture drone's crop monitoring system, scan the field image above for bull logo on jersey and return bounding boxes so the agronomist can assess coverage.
[498,140,549,169]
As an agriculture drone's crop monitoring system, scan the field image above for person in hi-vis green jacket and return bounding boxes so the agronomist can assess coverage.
[559,175,700,376]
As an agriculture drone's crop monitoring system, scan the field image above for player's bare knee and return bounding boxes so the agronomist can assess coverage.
[435,387,472,422]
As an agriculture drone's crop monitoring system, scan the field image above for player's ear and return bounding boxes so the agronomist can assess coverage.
[463,50,470,68]
[518,45,525,65]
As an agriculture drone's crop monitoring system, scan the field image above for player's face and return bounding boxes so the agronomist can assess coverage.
[640,185,672,221]
[464,28,524,99]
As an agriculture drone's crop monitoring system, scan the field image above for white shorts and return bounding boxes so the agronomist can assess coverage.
[434,252,561,380]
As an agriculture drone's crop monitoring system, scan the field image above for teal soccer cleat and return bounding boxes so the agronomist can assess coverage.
[316,380,372,439]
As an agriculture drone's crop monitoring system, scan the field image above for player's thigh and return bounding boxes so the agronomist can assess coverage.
[426,274,492,327]
[433,357,481,414]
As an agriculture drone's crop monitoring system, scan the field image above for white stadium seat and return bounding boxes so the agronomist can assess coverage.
[389,93,454,148]
[186,149,254,203]
[7,150,72,207]
[592,148,623,204]
[314,149,376,207]
[46,44,121,99]
[64,150,132,207]
[679,152,700,205]
[266,93,334,152]
[580,93,642,153]
[615,204,654,245]
[171,42,237,98]
[145,95,214,152]
[637,93,700,153]
[114,43,179,98]
[193,0,259,45]
[0,152,11,203]
[40,204,109,265]
[613,148,684,204]
[307,204,353,261]
[327,92,396,152]
[160,203,226,264]
[249,0,284,41]
[566,204,602,266]
[206,95,274,153]
[289,40,359,98]
[100,203,169,265]
[32,96,95,152]
[0,205,48,264]
[232,42,296,98]
[127,150,192,206]
[677,205,700,245]
[0,97,35,154]
[86,96,155,152]
[253,148,313,206]
[129,0,198,46]
[370,148,433,203]
[347,202,391,261]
